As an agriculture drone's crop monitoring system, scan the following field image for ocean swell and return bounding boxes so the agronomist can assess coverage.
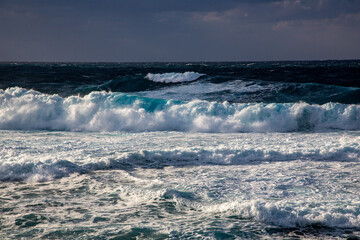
[1,87,360,132]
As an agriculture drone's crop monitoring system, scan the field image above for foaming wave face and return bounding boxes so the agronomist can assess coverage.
[145,72,205,83]
[1,131,360,238]
[1,130,359,182]
[1,87,360,132]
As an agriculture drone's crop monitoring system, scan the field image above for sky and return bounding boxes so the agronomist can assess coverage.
[1,0,360,62]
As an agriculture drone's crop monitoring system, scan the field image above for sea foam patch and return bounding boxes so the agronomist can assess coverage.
[1,130,359,182]
[1,130,360,238]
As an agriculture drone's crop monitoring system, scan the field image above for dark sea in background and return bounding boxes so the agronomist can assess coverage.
[0,61,360,239]
[1,60,360,103]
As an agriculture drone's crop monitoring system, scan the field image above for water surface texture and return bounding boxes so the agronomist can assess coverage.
[0,61,360,239]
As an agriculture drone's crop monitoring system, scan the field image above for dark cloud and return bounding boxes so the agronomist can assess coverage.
[0,0,359,61]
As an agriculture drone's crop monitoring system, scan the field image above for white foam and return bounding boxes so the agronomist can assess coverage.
[145,72,205,83]
[1,130,359,182]
[203,199,360,228]
[1,87,360,132]
[135,80,266,101]
[1,130,360,237]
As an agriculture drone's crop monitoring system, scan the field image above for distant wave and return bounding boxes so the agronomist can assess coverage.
[1,87,360,133]
[145,72,205,83]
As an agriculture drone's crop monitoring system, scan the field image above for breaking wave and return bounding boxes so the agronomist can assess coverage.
[1,144,359,182]
[1,87,360,132]
[145,72,205,83]
[204,200,360,229]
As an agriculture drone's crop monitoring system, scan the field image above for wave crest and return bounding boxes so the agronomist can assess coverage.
[1,143,359,182]
[1,87,360,132]
[204,200,360,228]
[145,72,205,83]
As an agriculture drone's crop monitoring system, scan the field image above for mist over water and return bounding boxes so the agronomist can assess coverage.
[0,61,359,239]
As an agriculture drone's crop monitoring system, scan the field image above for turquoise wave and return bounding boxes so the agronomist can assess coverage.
[1,87,360,132]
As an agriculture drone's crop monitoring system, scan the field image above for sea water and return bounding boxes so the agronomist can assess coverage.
[0,61,359,239]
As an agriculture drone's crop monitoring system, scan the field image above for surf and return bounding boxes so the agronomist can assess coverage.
[1,87,360,132]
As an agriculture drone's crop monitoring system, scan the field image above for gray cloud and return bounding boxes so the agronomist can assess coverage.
[0,0,359,61]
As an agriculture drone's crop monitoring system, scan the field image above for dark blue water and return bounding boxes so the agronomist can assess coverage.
[1,61,359,104]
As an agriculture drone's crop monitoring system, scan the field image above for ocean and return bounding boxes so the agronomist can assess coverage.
[0,61,359,239]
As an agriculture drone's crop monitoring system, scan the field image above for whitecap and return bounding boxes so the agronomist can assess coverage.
[145,72,205,83]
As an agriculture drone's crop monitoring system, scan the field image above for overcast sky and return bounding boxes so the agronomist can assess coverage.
[1,0,360,62]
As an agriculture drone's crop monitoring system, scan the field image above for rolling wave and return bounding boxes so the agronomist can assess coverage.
[1,139,359,182]
[1,87,360,132]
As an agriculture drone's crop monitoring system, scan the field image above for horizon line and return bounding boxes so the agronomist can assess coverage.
[0,58,359,64]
